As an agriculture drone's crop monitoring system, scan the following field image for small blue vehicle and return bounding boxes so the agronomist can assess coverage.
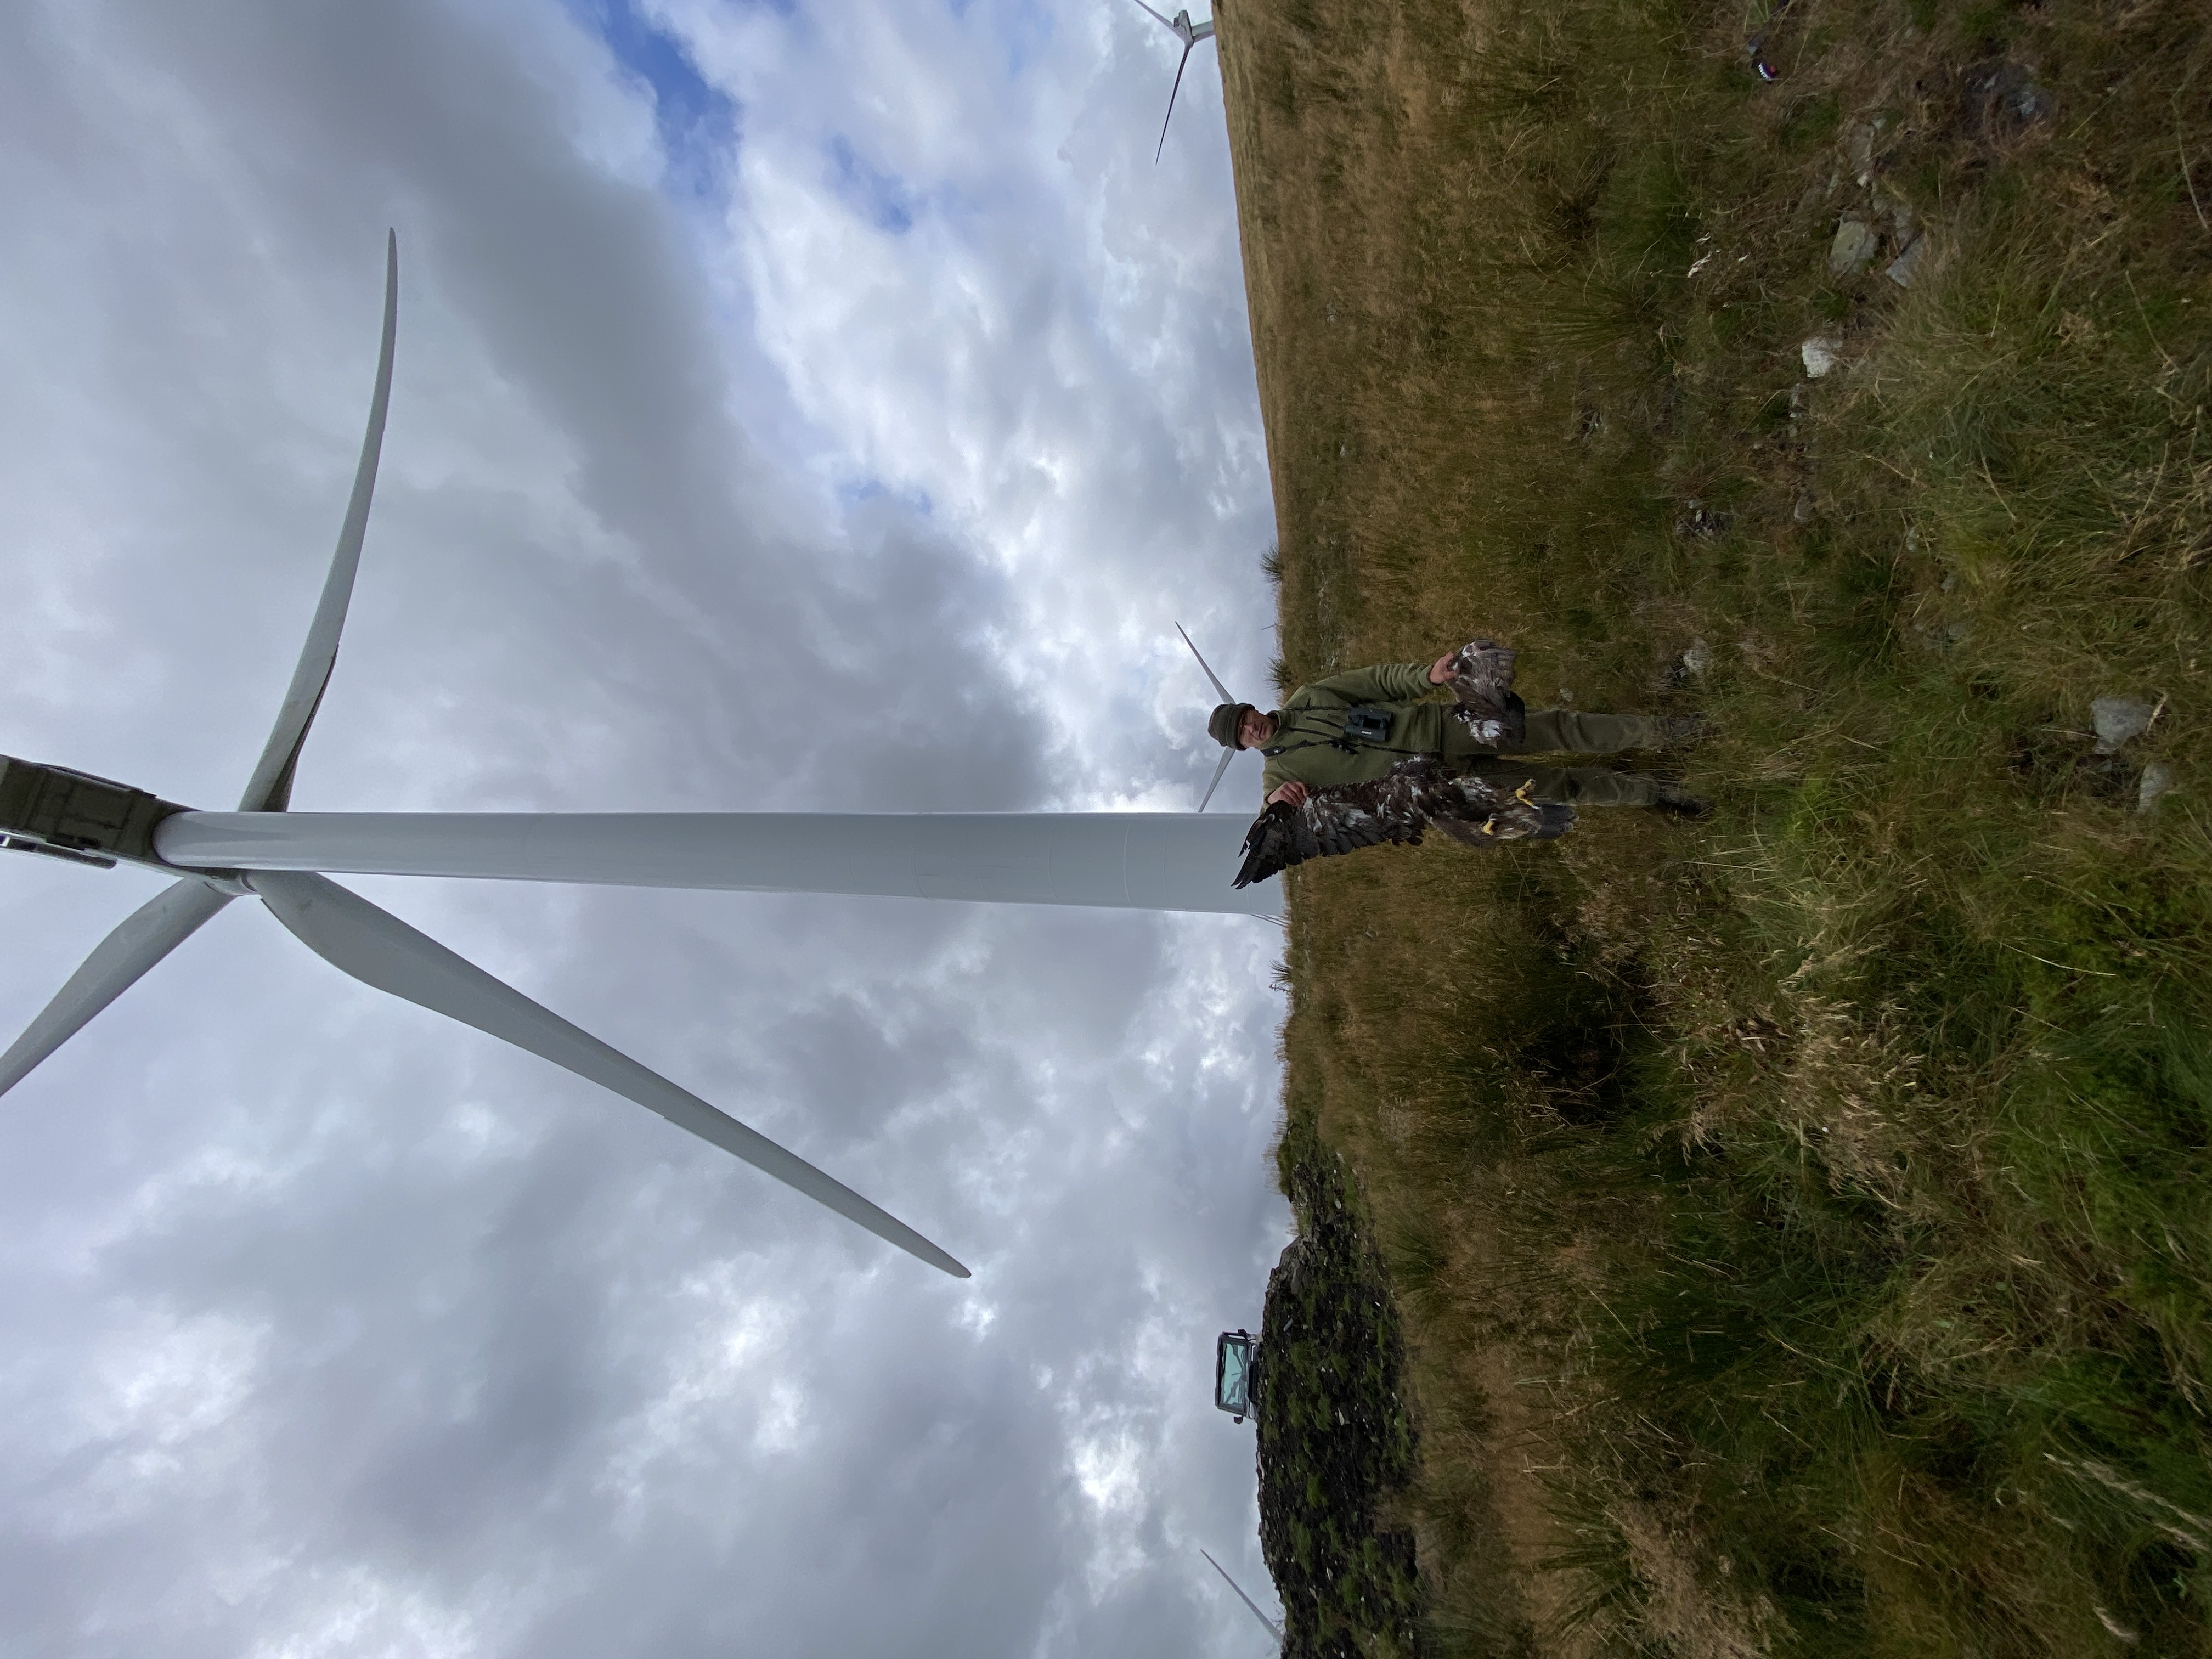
[1215,1329,1259,1422]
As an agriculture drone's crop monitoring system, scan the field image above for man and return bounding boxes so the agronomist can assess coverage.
[1207,647,1708,816]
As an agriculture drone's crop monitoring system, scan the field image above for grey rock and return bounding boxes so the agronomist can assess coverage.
[1846,122,1876,184]
[2138,760,2176,814]
[1875,189,1916,241]
[1964,61,2054,137]
[1676,499,1733,540]
[1662,639,1711,687]
[2091,695,2157,754]
[1830,217,1880,276]
[1801,336,1842,379]
[1886,235,1928,287]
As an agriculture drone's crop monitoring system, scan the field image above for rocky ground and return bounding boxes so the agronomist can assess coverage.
[1257,1121,1423,1658]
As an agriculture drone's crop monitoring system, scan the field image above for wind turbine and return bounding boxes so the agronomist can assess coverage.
[1119,0,1217,162]
[1199,1548,1284,1645]
[1176,622,1240,812]
[1,235,1280,1284]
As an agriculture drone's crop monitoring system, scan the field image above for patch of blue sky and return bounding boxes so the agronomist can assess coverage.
[837,476,934,517]
[568,0,740,200]
[988,0,1060,80]
[826,136,919,234]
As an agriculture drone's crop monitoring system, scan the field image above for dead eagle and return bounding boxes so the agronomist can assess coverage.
[1233,757,1574,888]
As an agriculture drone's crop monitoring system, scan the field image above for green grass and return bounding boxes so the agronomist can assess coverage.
[1217,0,2212,1650]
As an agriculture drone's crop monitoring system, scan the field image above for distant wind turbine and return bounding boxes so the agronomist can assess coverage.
[2,235,1282,1287]
[1176,622,1239,812]
[1200,1548,1284,1645]
[1119,0,1217,162]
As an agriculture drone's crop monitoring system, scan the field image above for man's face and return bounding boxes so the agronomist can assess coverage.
[1237,709,1277,750]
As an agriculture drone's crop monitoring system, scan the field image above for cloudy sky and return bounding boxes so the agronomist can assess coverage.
[0,1,1291,1652]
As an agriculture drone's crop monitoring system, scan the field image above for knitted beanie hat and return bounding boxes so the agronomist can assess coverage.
[1207,702,1256,749]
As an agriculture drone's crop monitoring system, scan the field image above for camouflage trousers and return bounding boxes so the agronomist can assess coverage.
[1445,709,1675,808]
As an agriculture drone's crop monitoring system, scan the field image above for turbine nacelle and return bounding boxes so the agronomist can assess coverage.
[0,754,185,872]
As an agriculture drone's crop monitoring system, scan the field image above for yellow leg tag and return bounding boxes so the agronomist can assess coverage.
[1479,817,1497,836]
[1513,780,1537,805]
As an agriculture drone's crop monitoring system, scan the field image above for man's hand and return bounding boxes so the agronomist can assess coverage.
[1428,649,1461,685]
[1266,782,1310,809]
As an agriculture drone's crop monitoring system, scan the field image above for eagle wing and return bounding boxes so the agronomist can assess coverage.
[1446,638,1527,748]
[1233,758,1573,888]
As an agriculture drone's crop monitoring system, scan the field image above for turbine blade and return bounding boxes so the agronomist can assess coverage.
[1192,18,1216,40]
[1200,1549,1284,1641]
[155,810,1283,915]
[248,870,969,1278]
[1117,0,1181,34]
[0,880,233,1097]
[1197,748,1234,814]
[239,231,399,812]
[1155,42,1195,163]
[1175,622,1234,703]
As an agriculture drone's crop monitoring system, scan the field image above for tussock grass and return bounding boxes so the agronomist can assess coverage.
[1216,0,2212,1650]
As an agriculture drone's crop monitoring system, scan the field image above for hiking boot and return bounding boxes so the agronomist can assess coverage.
[1651,785,1713,821]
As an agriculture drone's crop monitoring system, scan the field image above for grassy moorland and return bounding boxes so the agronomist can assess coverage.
[1214,0,2212,1651]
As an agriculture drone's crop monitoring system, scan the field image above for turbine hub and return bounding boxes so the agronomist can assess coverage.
[0,755,188,870]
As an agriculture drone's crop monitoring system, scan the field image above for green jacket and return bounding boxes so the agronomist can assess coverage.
[1260,662,1478,792]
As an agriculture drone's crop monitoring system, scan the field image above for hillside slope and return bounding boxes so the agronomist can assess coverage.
[1214,0,2212,1651]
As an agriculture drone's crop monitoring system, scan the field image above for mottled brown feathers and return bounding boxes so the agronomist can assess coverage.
[1445,639,1526,749]
[1233,757,1573,887]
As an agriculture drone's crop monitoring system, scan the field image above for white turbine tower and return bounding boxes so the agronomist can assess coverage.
[0,235,1279,1283]
[1119,0,1218,162]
